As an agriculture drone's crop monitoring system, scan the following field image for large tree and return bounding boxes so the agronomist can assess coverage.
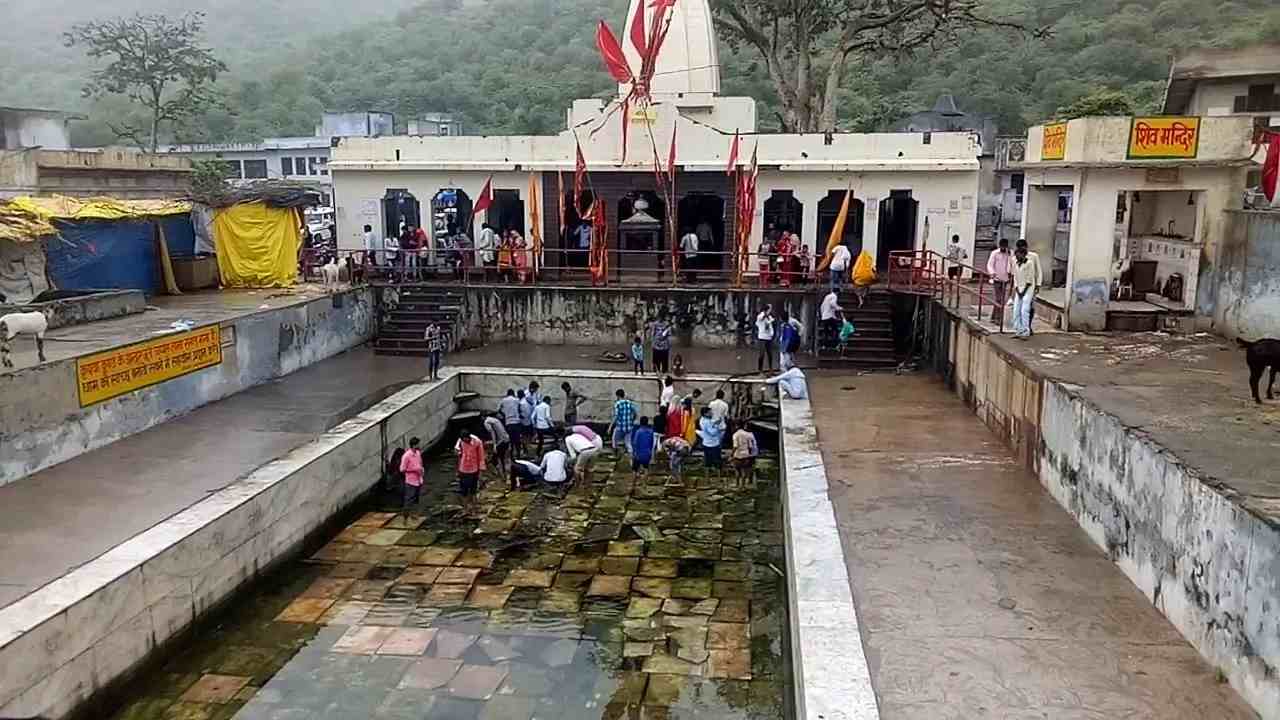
[710,0,1044,133]
[65,13,226,152]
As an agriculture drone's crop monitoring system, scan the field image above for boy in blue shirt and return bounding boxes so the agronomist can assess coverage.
[630,416,658,479]
[631,335,645,375]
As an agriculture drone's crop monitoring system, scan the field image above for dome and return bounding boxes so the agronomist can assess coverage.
[620,0,721,97]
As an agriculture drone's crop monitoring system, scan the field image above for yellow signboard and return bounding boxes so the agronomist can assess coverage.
[630,106,658,125]
[1128,116,1201,159]
[76,326,223,407]
[1041,122,1067,161]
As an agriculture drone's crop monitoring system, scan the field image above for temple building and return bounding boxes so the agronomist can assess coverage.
[329,0,982,277]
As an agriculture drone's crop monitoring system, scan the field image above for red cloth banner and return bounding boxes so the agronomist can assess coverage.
[1264,131,1279,204]
[596,21,631,84]
[726,131,740,175]
[629,0,648,58]
[472,176,494,216]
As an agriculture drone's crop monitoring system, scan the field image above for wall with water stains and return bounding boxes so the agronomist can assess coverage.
[451,286,821,349]
[0,288,376,487]
[1206,210,1280,341]
[933,300,1280,718]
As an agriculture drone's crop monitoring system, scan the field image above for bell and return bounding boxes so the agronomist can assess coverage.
[932,93,963,117]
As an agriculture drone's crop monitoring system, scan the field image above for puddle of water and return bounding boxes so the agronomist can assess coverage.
[105,448,791,720]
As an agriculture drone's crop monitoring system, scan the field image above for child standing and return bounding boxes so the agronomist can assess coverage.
[400,438,425,508]
[631,336,645,375]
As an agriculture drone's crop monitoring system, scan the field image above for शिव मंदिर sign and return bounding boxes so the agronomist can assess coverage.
[76,326,223,407]
[1042,122,1067,161]
[1128,117,1201,159]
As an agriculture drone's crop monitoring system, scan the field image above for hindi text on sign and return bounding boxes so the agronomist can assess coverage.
[76,327,223,407]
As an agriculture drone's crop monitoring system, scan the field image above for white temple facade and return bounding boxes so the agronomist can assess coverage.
[330,0,981,274]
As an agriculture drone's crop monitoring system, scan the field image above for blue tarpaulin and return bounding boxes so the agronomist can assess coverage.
[45,219,160,292]
[159,215,197,258]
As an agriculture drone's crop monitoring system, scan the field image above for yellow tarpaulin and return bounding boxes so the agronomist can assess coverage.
[212,202,300,288]
[9,195,191,221]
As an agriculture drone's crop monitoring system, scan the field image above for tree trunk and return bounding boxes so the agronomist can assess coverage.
[818,50,850,133]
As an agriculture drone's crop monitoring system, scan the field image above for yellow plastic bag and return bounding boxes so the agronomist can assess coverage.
[853,250,876,287]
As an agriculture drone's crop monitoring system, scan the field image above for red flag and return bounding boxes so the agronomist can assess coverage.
[596,21,632,84]
[574,142,588,215]
[667,126,677,189]
[472,176,493,216]
[1264,131,1280,204]
[629,1,648,58]
[726,130,740,175]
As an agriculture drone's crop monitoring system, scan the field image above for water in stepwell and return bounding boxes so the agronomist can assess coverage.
[107,445,792,720]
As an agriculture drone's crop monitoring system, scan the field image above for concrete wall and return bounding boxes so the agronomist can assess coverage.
[0,288,377,487]
[445,286,822,349]
[1206,210,1280,340]
[933,303,1280,718]
[1026,116,1256,165]
[0,290,147,330]
[0,375,460,720]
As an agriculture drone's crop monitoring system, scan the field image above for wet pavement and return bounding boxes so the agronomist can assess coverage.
[104,447,790,720]
[0,285,344,372]
[0,348,426,608]
[984,329,1280,520]
[810,372,1256,718]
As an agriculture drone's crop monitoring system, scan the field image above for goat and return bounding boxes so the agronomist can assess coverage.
[321,257,347,288]
[1240,338,1280,405]
[0,310,49,368]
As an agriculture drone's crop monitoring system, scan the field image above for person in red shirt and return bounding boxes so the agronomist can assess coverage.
[399,437,424,508]
[454,429,486,514]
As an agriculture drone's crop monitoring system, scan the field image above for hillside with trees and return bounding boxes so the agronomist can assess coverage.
[4,0,1280,146]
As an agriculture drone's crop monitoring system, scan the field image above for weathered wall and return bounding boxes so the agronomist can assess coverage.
[0,288,376,487]
[0,376,459,720]
[450,286,820,349]
[1208,210,1280,341]
[0,290,147,330]
[933,300,1280,718]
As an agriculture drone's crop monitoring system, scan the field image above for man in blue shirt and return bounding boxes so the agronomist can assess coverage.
[630,416,658,479]
[609,388,638,453]
[696,406,726,478]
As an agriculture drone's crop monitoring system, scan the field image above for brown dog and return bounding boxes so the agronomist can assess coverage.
[1240,338,1280,404]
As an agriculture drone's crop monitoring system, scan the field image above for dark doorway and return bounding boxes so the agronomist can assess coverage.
[877,191,919,271]
[562,189,595,269]
[817,190,865,256]
[677,193,727,274]
[382,189,421,240]
[763,191,803,241]
[429,188,472,261]
[490,189,525,236]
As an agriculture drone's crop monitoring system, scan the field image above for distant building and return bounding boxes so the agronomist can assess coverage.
[0,106,80,151]
[316,111,395,139]
[406,113,464,137]
[162,137,335,204]
[1162,44,1280,124]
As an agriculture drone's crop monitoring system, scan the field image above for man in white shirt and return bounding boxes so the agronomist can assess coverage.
[708,389,730,424]
[476,222,497,275]
[680,227,699,282]
[363,224,380,266]
[820,290,842,349]
[511,458,542,490]
[767,367,808,400]
[828,243,852,292]
[755,304,775,374]
[564,429,602,484]
[1012,240,1043,339]
[660,376,676,409]
[532,397,555,454]
[539,449,569,492]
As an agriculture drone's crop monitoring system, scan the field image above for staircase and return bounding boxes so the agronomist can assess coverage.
[373,286,464,357]
[816,289,900,369]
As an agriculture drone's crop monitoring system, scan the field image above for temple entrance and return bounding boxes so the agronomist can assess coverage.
[617,192,668,280]
[489,189,525,236]
[763,190,803,243]
[677,193,726,277]
[562,189,595,269]
[382,189,421,241]
[877,191,919,271]
[817,190,865,256]
[428,188,472,266]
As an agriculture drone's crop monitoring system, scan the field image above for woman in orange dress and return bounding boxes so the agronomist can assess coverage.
[497,232,514,282]
[512,231,530,283]
[776,231,795,287]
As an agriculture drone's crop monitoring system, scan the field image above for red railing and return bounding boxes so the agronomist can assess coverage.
[887,249,1005,333]
[320,248,829,289]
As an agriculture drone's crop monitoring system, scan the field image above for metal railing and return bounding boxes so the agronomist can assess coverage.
[316,247,832,289]
[887,249,1007,333]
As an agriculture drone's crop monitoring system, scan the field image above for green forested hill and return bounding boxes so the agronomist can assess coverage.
[4,0,1280,146]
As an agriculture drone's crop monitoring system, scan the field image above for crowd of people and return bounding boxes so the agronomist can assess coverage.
[384,380,766,514]
[362,222,537,282]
